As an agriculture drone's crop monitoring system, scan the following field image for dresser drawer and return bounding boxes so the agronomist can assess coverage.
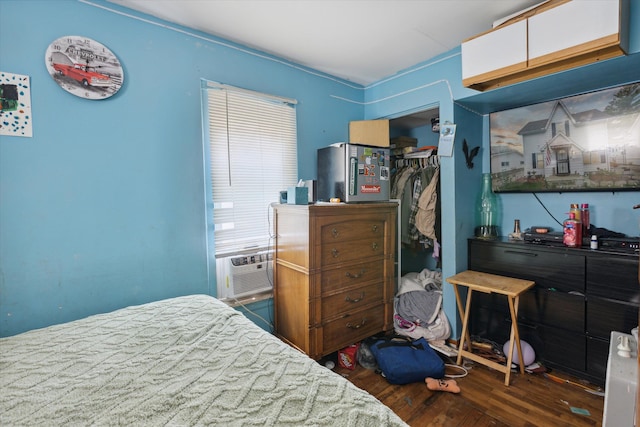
[520,288,584,332]
[469,306,511,343]
[586,296,639,339]
[587,255,639,302]
[321,259,384,293]
[319,238,385,267]
[471,286,585,332]
[318,217,386,245]
[586,336,609,385]
[322,305,385,352]
[468,240,585,293]
[539,325,586,373]
[322,282,384,320]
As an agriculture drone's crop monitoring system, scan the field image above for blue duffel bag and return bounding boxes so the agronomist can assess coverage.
[369,335,445,384]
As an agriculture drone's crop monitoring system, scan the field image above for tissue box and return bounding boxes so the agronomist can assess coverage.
[287,186,308,205]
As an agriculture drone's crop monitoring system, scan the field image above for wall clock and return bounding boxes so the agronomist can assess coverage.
[45,35,124,100]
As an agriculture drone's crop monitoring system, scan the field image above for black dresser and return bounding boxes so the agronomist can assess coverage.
[467,238,639,386]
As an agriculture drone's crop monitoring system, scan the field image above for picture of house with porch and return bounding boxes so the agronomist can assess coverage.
[490,83,640,192]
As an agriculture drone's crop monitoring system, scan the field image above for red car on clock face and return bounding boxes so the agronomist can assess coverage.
[52,62,112,88]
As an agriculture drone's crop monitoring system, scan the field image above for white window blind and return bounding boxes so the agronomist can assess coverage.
[203,81,298,255]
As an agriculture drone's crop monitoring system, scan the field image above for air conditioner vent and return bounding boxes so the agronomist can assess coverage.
[230,252,272,267]
[217,251,273,299]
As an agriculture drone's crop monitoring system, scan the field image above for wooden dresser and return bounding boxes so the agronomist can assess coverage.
[273,202,397,359]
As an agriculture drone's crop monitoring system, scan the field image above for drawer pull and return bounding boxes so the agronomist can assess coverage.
[371,242,378,251]
[345,269,366,279]
[331,228,339,238]
[504,250,538,257]
[331,248,339,258]
[346,318,367,329]
[372,224,378,233]
[345,292,365,303]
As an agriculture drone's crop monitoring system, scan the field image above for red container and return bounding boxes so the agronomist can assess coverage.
[563,212,582,248]
[581,203,590,236]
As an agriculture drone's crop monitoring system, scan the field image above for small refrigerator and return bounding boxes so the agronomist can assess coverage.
[317,143,390,203]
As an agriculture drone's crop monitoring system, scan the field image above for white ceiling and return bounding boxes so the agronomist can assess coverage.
[107,0,543,86]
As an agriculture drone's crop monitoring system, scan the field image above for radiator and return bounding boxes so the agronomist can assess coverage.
[603,331,637,426]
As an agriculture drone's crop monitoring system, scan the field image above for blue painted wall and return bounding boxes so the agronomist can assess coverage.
[2,0,639,338]
[0,0,361,337]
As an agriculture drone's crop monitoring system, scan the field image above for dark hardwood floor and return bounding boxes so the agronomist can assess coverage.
[333,356,605,427]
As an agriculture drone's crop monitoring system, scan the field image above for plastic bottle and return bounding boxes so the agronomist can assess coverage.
[581,203,590,236]
[590,235,598,250]
[570,203,581,223]
[563,212,582,248]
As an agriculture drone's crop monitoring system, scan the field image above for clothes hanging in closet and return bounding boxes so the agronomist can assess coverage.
[391,157,440,252]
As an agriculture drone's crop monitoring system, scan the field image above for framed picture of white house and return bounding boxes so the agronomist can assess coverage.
[489,82,640,193]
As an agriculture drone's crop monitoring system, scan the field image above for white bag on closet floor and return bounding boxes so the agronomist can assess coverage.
[394,304,451,343]
[393,268,451,342]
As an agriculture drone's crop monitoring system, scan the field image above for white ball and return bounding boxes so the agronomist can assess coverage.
[503,340,535,366]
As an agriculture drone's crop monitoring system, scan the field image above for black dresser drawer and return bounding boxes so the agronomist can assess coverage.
[587,254,640,302]
[469,275,584,331]
[468,309,544,354]
[468,240,585,293]
[539,325,586,373]
[469,306,511,343]
[586,296,639,339]
[586,336,609,386]
[520,288,584,331]
[469,313,586,373]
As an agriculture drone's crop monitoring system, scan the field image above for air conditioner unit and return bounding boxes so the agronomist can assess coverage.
[217,251,273,299]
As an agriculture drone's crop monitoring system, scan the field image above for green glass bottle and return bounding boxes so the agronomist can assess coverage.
[476,173,499,239]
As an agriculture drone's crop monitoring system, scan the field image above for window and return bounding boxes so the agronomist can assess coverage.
[532,152,544,169]
[583,150,606,165]
[551,121,570,137]
[201,80,298,256]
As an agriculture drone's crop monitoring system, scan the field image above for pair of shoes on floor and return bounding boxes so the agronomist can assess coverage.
[425,377,460,393]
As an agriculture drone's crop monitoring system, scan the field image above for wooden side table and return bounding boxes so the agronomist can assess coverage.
[446,270,535,386]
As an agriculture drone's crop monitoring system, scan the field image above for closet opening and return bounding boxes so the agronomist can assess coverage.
[389,107,441,276]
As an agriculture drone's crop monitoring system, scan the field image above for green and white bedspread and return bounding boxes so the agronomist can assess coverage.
[0,294,407,426]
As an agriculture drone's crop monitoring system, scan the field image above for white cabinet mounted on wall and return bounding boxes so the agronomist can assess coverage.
[461,19,528,88]
[461,0,630,92]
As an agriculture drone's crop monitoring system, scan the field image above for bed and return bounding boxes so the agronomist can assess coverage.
[0,294,407,426]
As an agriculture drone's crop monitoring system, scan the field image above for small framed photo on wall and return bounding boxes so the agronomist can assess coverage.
[0,71,32,138]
